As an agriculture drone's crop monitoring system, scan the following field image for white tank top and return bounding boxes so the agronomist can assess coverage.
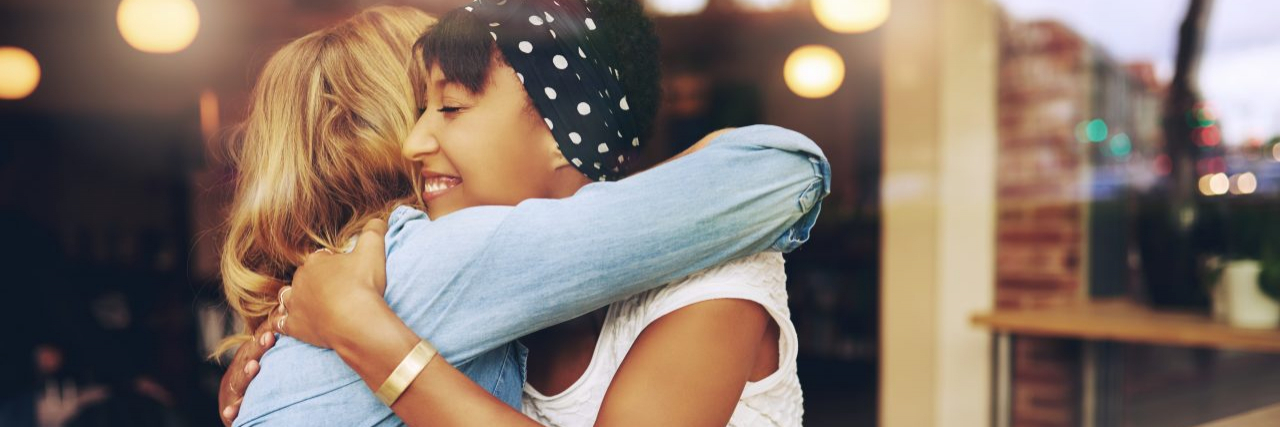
[521,252,804,426]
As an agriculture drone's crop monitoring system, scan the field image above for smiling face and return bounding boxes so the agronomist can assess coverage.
[402,57,586,219]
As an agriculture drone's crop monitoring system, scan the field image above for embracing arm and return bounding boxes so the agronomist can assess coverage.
[301,125,824,363]
[229,288,768,427]
[331,297,540,427]
[429,124,827,360]
[330,291,769,427]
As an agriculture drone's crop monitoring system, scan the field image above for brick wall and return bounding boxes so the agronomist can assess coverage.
[997,19,1091,311]
[997,19,1092,427]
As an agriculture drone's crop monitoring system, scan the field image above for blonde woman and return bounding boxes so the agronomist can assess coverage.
[218,2,827,426]
[215,6,431,424]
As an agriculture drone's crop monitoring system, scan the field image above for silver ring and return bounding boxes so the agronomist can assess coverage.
[276,286,291,333]
[277,287,291,314]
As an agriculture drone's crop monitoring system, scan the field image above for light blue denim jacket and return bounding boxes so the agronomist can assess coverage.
[235,125,830,426]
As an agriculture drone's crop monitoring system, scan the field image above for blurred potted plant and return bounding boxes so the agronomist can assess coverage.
[1206,201,1280,329]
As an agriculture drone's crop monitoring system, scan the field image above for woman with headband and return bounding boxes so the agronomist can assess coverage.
[223,1,822,426]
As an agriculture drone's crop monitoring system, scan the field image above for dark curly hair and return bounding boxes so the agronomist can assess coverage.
[416,0,662,145]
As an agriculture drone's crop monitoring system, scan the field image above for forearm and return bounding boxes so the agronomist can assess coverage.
[330,294,420,393]
[390,359,539,427]
[332,299,536,427]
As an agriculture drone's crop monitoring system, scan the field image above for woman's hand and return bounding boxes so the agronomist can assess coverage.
[217,219,386,425]
[274,219,390,351]
[218,316,280,426]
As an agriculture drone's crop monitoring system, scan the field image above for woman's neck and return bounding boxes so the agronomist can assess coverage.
[547,167,593,199]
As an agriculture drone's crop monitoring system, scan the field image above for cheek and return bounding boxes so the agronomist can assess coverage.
[488,139,551,196]
[446,132,548,204]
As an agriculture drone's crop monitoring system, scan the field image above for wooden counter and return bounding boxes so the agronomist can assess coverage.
[971,299,1280,354]
[1197,401,1280,427]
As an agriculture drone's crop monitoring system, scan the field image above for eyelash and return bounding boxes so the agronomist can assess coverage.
[437,106,462,114]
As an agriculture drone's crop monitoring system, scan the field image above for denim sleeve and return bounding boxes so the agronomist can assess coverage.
[427,124,830,362]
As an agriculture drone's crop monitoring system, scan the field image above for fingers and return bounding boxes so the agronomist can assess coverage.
[304,247,334,265]
[221,316,277,404]
[267,295,289,336]
[363,217,389,236]
[221,397,241,426]
[222,323,275,426]
[252,317,277,357]
[228,357,260,399]
[277,286,292,312]
[354,218,389,260]
[240,360,260,391]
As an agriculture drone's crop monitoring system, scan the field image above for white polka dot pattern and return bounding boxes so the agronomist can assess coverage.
[463,0,640,182]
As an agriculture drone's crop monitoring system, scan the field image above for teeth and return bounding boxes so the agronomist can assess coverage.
[424,177,459,194]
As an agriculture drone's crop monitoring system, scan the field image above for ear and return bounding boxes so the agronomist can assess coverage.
[546,136,574,171]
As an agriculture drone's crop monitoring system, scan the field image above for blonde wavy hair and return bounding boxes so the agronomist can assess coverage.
[215,6,434,357]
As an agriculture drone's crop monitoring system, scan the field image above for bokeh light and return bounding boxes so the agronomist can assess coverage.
[1199,173,1233,196]
[199,89,220,141]
[117,0,200,54]
[1188,102,1217,127]
[1209,173,1230,196]
[1194,125,1221,147]
[784,45,845,99]
[1085,119,1108,143]
[1074,121,1091,144]
[1230,172,1258,195]
[646,0,709,16]
[1153,154,1172,176]
[813,0,890,34]
[734,0,795,12]
[0,46,40,100]
[1109,133,1132,157]
[1272,141,1280,161]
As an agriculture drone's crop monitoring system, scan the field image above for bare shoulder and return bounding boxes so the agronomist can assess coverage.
[598,295,770,426]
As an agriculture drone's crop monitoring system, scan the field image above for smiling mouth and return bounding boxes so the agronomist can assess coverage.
[422,175,462,202]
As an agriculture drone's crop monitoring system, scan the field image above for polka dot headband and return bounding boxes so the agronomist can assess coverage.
[464,0,639,181]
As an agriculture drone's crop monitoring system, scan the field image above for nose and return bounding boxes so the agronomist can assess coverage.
[402,112,440,162]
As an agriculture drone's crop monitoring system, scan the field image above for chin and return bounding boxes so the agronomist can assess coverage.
[425,203,461,220]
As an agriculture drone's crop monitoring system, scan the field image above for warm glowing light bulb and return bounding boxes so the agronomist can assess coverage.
[784,45,845,99]
[0,47,40,100]
[813,0,890,34]
[1209,173,1230,196]
[646,0,709,16]
[1232,172,1258,195]
[118,0,200,54]
[735,0,795,12]
[1198,174,1215,196]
